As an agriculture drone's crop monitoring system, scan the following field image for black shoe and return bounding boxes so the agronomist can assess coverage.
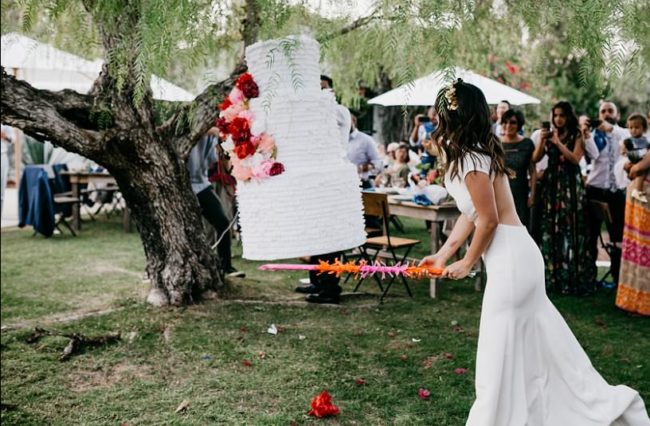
[225,267,245,278]
[295,284,319,294]
[305,293,340,304]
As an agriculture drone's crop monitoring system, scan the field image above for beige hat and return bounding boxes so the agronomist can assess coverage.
[386,142,400,153]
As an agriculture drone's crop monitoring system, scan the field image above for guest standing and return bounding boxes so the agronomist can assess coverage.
[616,146,650,316]
[532,101,596,294]
[500,109,536,228]
[585,101,629,284]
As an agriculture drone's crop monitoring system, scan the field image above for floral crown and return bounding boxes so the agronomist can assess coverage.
[443,78,462,111]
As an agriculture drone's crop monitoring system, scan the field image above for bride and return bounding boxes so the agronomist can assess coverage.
[419,79,649,425]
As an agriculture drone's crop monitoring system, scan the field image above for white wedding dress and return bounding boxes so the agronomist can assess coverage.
[444,153,650,426]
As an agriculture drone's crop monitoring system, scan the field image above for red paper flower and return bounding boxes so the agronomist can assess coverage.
[218,97,233,111]
[243,359,252,367]
[505,60,520,75]
[269,162,285,176]
[418,388,431,400]
[308,390,340,418]
[215,117,229,135]
[228,117,251,144]
[236,73,260,99]
[355,378,366,386]
[234,140,256,159]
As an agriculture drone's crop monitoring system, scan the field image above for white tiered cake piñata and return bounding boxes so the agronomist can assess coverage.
[236,35,366,260]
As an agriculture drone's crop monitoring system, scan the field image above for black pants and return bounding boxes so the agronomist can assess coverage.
[585,186,625,283]
[197,187,232,271]
[309,251,342,296]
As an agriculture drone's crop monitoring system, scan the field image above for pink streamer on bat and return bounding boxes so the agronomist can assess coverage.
[258,259,444,279]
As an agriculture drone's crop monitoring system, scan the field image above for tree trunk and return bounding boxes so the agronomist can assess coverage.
[1,65,226,307]
[107,137,222,307]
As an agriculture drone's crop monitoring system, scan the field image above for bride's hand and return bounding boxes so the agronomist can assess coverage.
[443,259,472,280]
[419,253,446,270]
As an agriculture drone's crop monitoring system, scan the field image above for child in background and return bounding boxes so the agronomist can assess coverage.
[623,113,649,203]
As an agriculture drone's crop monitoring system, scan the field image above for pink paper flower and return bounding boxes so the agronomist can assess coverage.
[220,102,246,122]
[418,388,431,400]
[228,86,245,104]
[252,160,275,180]
[256,132,276,154]
[232,164,253,181]
[237,109,255,122]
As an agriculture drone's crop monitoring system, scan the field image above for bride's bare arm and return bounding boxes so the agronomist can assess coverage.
[436,215,475,262]
[460,172,499,268]
[419,214,474,269]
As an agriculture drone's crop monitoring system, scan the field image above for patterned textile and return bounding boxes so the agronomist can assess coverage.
[616,173,650,315]
[538,136,597,294]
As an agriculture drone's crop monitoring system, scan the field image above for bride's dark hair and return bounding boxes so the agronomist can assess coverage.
[432,79,507,180]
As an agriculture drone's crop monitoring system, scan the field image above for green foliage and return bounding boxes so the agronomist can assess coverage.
[2,0,648,113]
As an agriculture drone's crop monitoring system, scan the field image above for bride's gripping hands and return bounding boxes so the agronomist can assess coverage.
[419,254,472,280]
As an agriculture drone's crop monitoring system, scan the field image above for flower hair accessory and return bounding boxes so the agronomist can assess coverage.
[444,79,461,111]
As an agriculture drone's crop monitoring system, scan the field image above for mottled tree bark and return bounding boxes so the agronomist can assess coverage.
[1,66,231,306]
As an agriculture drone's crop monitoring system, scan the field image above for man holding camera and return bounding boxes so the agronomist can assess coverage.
[584,101,630,285]
[409,106,438,153]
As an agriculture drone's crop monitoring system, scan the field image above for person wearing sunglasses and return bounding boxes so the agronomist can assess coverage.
[499,109,536,229]
[585,101,630,285]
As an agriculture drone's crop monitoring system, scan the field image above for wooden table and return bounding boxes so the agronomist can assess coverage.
[387,197,484,298]
[60,171,127,232]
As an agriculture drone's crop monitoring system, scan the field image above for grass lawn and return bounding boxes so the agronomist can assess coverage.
[1,216,648,425]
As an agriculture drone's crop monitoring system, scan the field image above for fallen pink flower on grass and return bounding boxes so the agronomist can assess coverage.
[454,368,468,375]
[418,388,431,400]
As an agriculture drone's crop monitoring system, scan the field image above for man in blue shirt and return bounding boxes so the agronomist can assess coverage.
[188,128,244,278]
[409,106,438,153]
[347,115,383,189]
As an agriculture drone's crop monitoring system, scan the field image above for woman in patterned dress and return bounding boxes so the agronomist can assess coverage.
[616,147,650,315]
[532,101,596,294]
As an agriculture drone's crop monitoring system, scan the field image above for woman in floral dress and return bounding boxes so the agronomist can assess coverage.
[532,101,596,294]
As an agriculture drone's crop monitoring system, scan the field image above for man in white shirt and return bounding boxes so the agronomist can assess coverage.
[1,124,14,217]
[584,101,629,284]
[347,115,383,189]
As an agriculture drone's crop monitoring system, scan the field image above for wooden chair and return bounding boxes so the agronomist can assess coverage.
[355,192,421,302]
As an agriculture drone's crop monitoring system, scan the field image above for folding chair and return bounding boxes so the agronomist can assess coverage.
[588,200,618,289]
[354,192,421,302]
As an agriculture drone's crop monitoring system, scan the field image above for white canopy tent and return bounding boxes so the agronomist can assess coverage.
[1,33,196,180]
[368,67,540,106]
[1,33,195,101]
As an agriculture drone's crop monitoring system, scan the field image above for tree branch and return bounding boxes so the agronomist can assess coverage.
[160,0,260,158]
[160,63,246,159]
[318,12,381,43]
[1,67,103,157]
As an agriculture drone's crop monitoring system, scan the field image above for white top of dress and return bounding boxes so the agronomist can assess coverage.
[444,152,494,221]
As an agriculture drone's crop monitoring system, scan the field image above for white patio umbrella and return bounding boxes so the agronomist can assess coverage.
[1,33,195,101]
[368,67,540,106]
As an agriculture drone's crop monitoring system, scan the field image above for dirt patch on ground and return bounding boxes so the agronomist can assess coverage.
[68,361,153,392]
